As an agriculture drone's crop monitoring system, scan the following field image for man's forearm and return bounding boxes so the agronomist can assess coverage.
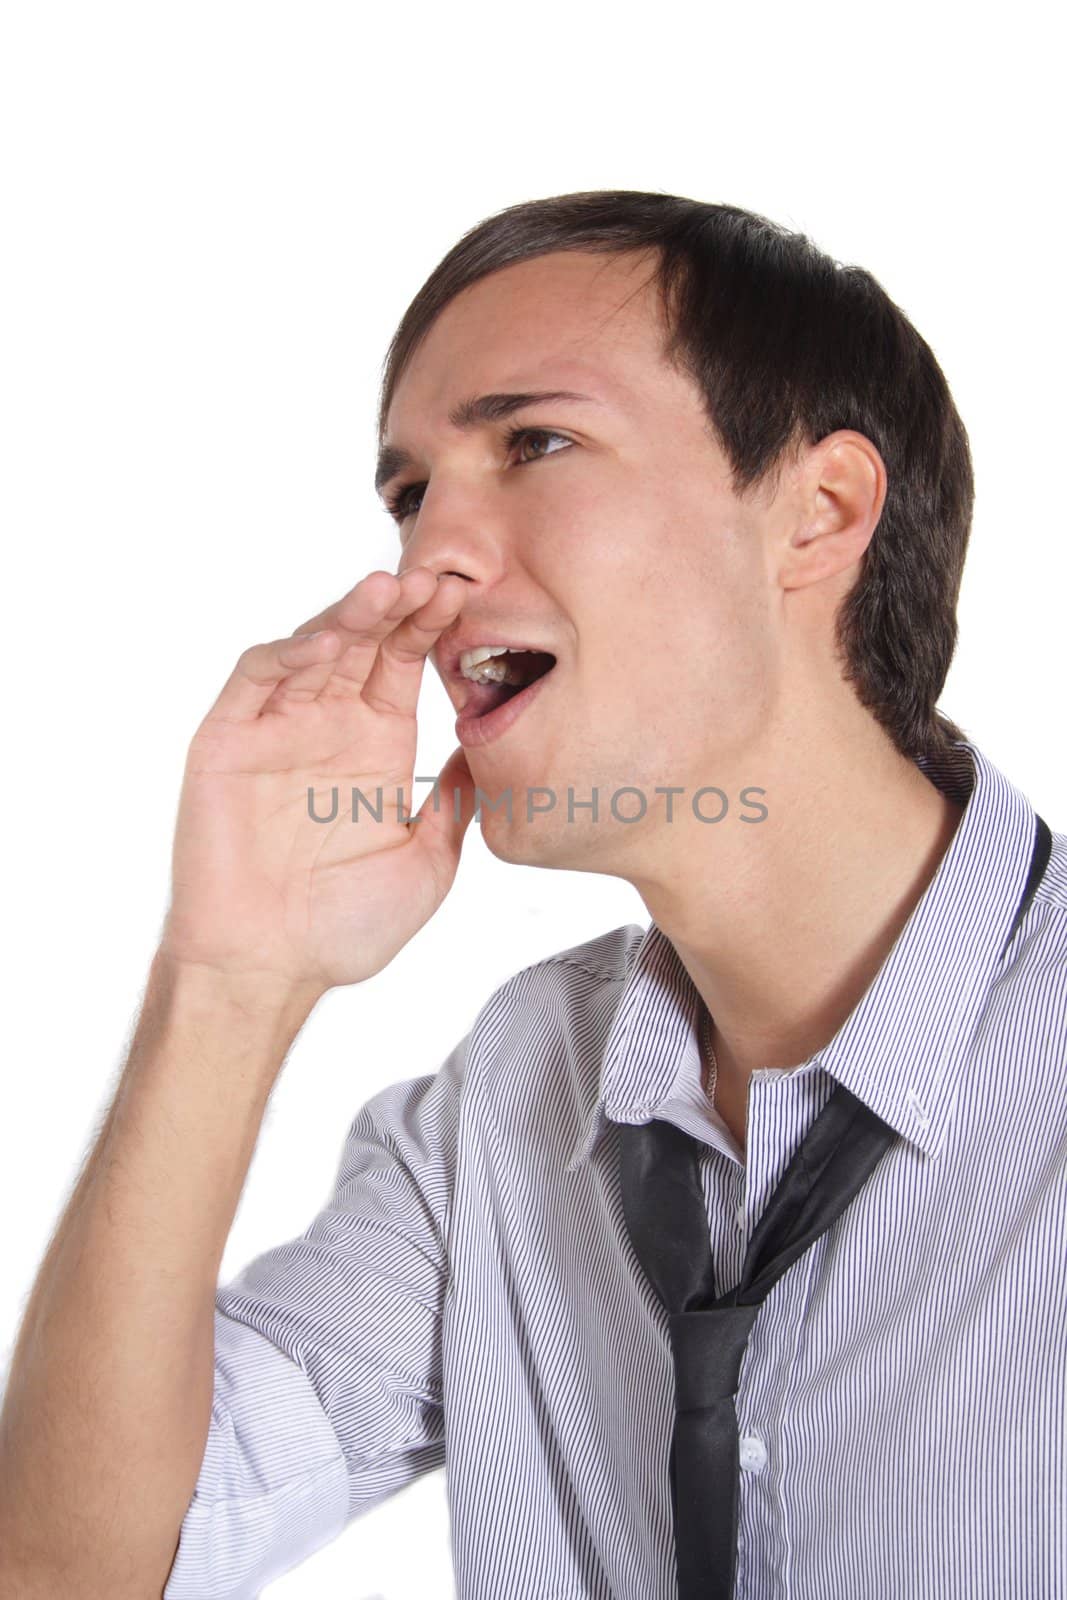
[0,950,323,1596]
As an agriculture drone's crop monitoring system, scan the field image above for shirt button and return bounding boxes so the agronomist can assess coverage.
[735,1202,746,1231]
[738,1434,768,1473]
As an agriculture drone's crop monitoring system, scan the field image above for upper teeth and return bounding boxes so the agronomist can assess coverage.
[460,646,532,685]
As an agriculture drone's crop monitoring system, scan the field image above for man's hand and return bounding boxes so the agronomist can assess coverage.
[159,566,476,994]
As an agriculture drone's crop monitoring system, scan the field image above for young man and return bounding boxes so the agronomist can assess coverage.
[1,192,1062,1599]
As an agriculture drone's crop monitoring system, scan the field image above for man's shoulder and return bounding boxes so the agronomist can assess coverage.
[525,921,648,982]
[484,920,646,1003]
[461,920,646,1068]
[451,922,646,1143]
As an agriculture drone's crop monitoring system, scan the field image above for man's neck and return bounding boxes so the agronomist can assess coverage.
[631,714,966,1145]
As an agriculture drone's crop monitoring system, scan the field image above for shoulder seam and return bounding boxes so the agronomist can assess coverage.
[541,953,630,982]
[478,927,643,999]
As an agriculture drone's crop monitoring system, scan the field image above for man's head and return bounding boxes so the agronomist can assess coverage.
[375,192,973,875]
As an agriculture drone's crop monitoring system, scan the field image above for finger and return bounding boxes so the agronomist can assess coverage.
[357,573,468,716]
[260,628,363,714]
[205,629,343,724]
[284,567,441,701]
[318,567,459,697]
[289,567,430,641]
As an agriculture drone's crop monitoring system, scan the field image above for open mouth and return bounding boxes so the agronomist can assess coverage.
[454,646,558,748]
[459,648,557,719]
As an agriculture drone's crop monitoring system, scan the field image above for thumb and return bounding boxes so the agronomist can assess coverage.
[408,744,478,880]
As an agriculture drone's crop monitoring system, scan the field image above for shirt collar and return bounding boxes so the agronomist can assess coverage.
[564,739,1041,1174]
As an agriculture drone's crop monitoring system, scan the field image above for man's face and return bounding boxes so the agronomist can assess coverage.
[379,248,783,874]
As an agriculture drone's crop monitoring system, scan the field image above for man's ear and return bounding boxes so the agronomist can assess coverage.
[779,431,887,593]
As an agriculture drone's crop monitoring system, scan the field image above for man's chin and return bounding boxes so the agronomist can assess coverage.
[476,805,627,875]
[477,807,562,867]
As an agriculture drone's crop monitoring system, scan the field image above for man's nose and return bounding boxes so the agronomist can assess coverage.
[397,502,503,588]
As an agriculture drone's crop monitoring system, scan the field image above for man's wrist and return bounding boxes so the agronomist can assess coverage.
[147,947,327,1033]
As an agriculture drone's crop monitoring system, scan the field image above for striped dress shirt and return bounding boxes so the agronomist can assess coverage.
[164,739,1067,1599]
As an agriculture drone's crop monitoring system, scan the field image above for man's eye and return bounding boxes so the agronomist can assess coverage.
[382,427,573,523]
[505,425,572,464]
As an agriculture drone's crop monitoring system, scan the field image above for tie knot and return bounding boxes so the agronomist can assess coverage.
[668,1305,761,1412]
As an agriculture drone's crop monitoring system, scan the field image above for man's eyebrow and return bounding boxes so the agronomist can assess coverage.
[375,390,599,497]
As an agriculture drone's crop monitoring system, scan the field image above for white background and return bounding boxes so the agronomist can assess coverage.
[0,4,1063,1597]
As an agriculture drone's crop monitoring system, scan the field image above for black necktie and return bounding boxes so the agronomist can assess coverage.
[618,812,1052,1600]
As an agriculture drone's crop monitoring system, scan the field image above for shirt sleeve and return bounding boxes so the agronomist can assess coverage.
[164,1028,468,1600]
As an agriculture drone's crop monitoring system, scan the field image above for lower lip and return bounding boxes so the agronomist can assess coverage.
[455,666,555,750]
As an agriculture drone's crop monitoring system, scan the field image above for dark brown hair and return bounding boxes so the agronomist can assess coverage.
[377,189,972,763]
